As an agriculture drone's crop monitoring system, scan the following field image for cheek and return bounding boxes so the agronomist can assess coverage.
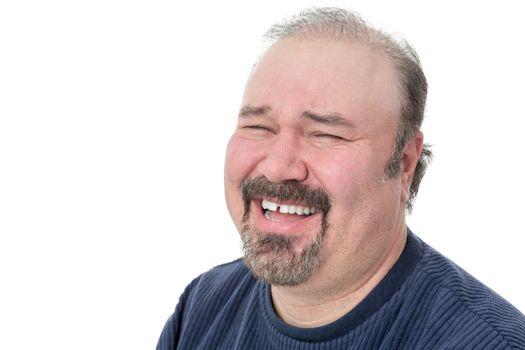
[313,151,395,233]
[224,135,264,227]
[224,135,262,187]
[224,138,243,187]
[313,151,374,202]
[224,138,243,225]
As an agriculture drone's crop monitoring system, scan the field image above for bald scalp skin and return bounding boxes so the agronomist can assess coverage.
[224,38,423,327]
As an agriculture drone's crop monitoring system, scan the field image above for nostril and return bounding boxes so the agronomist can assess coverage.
[258,156,309,184]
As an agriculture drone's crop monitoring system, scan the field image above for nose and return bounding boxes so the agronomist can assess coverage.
[257,132,308,183]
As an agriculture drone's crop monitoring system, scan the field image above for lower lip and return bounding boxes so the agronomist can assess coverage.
[251,200,321,235]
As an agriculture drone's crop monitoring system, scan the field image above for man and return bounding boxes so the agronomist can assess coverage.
[157,7,525,349]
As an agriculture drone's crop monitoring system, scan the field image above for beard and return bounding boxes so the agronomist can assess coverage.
[240,224,326,286]
[240,176,331,287]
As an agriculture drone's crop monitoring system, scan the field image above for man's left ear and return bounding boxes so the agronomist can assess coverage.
[401,131,424,201]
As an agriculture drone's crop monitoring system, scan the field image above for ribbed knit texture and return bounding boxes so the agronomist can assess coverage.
[157,231,525,349]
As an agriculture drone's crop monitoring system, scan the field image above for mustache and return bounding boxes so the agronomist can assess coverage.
[241,176,332,217]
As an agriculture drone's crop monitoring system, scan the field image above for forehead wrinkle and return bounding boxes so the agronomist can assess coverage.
[239,105,272,118]
[301,111,355,128]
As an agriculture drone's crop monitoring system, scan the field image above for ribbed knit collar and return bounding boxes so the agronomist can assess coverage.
[261,229,424,342]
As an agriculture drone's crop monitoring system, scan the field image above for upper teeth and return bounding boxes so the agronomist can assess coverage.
[261,199,317,216]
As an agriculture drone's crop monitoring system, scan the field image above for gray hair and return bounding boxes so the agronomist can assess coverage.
[263,7,432,212]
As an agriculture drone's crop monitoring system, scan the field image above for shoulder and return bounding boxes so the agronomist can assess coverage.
[157,259,261,350]
[186,258,257,299]
[414,236,525,349]
[177,258,261,320]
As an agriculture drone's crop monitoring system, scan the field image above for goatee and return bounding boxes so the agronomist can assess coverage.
[240,176,331,286]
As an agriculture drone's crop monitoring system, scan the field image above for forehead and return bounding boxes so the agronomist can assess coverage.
[242,38,401,127]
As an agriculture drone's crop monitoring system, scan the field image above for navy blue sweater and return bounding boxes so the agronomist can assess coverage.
[157,232,525,349]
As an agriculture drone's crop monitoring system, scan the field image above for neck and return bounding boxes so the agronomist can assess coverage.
[271,224,408,328]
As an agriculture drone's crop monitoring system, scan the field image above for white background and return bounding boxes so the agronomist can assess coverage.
[1,0,524,349]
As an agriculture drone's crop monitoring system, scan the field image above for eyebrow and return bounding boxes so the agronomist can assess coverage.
[239,105,271,118]
[238,105,354,128]
[301,111,355,128]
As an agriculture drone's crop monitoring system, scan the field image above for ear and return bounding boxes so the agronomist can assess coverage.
[401,130,424,202]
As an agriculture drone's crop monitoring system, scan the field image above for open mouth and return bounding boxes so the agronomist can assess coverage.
[247,197,324,235]
[248,197,322,237]
[241,176,330,228]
